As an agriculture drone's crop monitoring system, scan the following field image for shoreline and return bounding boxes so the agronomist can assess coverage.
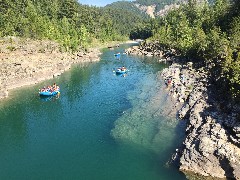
[126,42,240,180]
[0,37,120,100]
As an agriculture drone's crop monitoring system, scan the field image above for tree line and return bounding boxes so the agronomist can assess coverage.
[0,0,147,51]
[141,0,240,101]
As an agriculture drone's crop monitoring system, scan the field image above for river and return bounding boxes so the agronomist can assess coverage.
[0,44,187,180]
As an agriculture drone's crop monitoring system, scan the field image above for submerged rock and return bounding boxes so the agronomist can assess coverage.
[111,72,185,153]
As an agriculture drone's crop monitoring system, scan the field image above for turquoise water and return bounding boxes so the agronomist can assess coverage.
[0,44,186,180]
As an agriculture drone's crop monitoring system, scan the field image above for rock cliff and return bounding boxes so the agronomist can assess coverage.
[125,41,240,179]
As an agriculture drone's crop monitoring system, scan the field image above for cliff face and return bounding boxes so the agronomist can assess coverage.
[177,77,240,180]
[132,0,184,18]
[155,4,180,16]
[134,3,181,18]
[134,3,156,18]
[105,0,184,18]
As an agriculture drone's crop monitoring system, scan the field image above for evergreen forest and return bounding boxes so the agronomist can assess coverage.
[146,0,240,101]
[0,0,147,51]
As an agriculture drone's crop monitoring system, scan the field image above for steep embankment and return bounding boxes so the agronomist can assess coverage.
[125,42,240,180]
[0,37,101,99]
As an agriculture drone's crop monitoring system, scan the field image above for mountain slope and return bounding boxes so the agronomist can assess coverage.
[105,0,184,18]
[105,1,147,18]
[103,2,150,36]
[106,0,213,18]
[133,0,183,12]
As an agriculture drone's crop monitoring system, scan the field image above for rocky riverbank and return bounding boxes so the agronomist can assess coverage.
[0,37,101,99]
[126,41,240,179]
[125,40,178,62]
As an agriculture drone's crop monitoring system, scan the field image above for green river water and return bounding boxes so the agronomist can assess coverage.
[0,44,187,180]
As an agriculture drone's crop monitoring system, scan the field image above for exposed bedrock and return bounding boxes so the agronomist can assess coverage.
[128,41,240,179]
[167,65,240,179]
[0,37,101,99]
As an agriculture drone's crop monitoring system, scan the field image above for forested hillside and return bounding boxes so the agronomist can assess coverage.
[0,0,191,52]
[144,0,240,100]
[103,2,149,36]
[105,1,147,17]
[0,0,147,51]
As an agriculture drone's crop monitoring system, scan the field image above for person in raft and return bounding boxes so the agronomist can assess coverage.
[40,83,59,92]
[121,66,126,71]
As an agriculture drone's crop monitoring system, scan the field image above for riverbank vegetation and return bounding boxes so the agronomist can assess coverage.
[0,0,147,51]
[139,0,240,101]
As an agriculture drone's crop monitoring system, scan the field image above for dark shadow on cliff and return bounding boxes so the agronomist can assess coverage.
[219,157,235,180]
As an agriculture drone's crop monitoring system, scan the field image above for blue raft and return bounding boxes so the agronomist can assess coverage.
[116,68,127,75]
[39,90,60,96]
[114,53,121,58]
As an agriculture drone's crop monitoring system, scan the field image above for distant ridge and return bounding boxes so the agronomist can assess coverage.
[105,0,211,18]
